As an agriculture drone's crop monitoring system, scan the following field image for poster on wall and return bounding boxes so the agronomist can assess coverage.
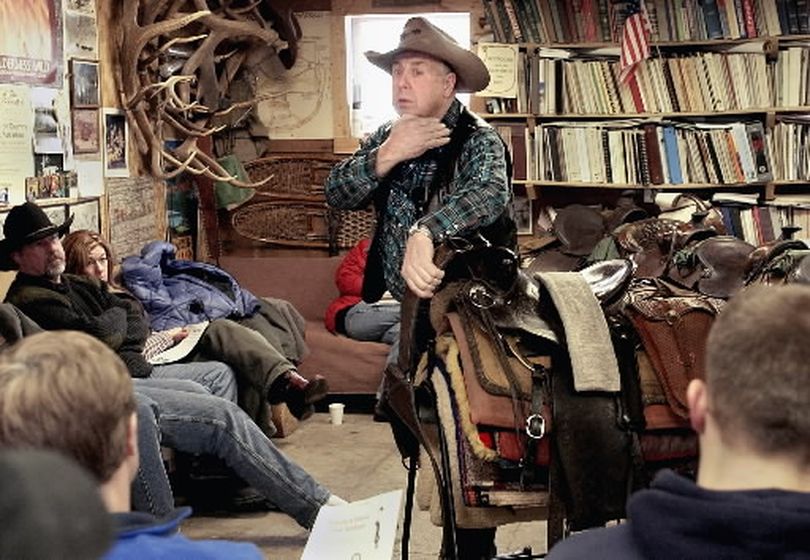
[71,108,99,154]
[103,109,129,177]
[0,85,34,205]
[255,11,333,139]
[64,0,98,58]
[69,197,100,233]
[106,176,158,260]
[0,0,64,87]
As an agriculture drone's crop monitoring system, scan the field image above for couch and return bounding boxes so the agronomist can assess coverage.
[219,256,390,395]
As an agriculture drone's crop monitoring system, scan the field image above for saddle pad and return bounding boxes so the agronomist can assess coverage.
[534,271,621,392]
[637,349,667,407]
[448,311,532,399]
[427,369,549,527]
[444,316,552,432]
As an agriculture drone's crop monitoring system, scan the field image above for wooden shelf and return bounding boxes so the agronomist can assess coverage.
[521,181,771,199]
[482,108,810,121]
[520,181,767,189]
[507,34,810,50]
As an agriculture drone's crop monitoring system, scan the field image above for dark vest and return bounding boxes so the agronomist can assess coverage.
[362,107,516,302]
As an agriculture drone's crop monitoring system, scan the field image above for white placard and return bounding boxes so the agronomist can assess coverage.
[478,42,518,98]
[302,490,403,560]
[148,321,210,365]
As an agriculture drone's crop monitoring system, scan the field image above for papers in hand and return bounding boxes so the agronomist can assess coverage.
[301,490,403,560]
[147,321,209,365]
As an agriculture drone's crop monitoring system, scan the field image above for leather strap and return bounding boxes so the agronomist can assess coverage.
[522,362,548,487]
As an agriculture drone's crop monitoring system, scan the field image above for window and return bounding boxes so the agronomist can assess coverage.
[345,13,471,137]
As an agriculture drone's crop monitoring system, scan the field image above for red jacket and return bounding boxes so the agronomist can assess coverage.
[324,239,370,333]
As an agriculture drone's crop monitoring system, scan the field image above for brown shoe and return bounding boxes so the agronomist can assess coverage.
[283,374,329,420]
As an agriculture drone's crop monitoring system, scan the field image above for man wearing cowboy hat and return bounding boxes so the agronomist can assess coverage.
[0,202,345,528]
[325,16,514,559]
[0,201,236,398]
[325,16,514,303]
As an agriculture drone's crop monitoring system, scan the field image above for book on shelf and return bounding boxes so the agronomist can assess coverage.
[495,124,528,181]
[712,191,760,204]
[643,124,665,185]
[702,0,726,39]
[765,193,810,207]
[662,125,684,184]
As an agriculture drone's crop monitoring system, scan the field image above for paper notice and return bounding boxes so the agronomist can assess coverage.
[478,43,519,98]
[148,321,209,365]
[302,490,403,560]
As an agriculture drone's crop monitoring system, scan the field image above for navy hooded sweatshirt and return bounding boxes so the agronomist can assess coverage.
[547,469,810,560]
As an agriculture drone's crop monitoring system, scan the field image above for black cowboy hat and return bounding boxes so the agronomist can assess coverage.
[0,202,73,270]
[365,17,490,94]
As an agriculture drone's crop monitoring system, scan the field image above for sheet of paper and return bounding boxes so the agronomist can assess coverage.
[148,321,209,365]
[0,85,34,204]
[302,489,403,560]
[478,42,518,98]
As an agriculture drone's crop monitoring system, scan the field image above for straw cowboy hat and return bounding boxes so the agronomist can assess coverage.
[365,17,490,93]
[0,202,73,270]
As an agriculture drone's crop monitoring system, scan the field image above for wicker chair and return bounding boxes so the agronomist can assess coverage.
[231,155,375,253]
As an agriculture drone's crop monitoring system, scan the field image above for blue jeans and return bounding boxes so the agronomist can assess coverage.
[343,301,401,345]
[131,378,210,517]
[345,302,402,396]
[131,379,330,528]
[151,361,238,402]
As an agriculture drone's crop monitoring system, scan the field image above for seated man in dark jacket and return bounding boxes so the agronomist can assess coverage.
[1,203,324,425]
[547,285,810,559]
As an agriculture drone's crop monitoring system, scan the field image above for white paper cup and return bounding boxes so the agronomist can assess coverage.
[328,403,345,425]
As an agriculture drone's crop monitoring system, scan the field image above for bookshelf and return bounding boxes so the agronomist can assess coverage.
[477,0,810,244]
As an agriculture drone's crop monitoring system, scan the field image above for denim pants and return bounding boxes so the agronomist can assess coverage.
[344,301,401,345]
[131,378,330,528]
[345,302,403,398]
[132,378,209,517]
[151,360,238,402]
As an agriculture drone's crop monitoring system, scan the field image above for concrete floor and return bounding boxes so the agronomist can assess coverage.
[181,411,548,559]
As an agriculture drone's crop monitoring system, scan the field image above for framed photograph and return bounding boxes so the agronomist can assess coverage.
[71,108,99,154]
[513,195,533,235]
[70,59,100,108]
[103,108,129,177]
[69,198,100,233]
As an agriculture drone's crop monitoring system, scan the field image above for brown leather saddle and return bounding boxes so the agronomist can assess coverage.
[745,239,809,285]
[614,218,716,278]
[553,198,648,258]
[668,236,757,299]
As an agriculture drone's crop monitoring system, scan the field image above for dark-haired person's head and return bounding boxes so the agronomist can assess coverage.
[0,448,113,560]
[63,229,116,284]
[688,284,810,479]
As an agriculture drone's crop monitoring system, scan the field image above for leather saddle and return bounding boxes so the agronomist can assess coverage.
[553,198,648,258]
[614,218,713,278]
[745,239,809,285]
[668,235,757,299]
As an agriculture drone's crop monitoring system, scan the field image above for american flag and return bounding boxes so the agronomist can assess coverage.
[619,0,652,84]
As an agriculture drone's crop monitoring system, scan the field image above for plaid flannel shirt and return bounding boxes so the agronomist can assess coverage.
[325,99,510,300]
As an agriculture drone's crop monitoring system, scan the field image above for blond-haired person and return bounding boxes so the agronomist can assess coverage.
[0,331,263,558]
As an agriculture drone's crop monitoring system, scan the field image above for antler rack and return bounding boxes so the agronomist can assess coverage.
[114,0,301,187]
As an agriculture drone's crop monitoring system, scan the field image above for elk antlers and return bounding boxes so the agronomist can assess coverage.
[114,0,299,186]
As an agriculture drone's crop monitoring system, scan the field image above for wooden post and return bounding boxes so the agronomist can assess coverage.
[195,136,220,264]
